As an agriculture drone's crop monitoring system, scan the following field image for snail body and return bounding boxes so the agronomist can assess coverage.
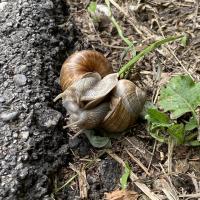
[55,50,146,134]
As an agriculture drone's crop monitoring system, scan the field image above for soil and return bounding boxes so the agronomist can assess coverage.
[0,0,200,200]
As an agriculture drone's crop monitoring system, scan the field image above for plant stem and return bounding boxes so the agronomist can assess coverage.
[105,0,133,47]
[167,136,174,173]
[118,35,184,77]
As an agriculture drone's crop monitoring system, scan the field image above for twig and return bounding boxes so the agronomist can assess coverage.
[106,150,162,200]
[125,137,150,156]
[159,164,179,200]
[166,46,194,80]
[153,87,161,104]
[188,172,200,200]
[125,148,151,176]
[70,164,88,199]
[147,140,157,171]
[160,178,179,200]
[179,193,200,198]
[193,0,199,29]
[71,130,84,139]
[101,43,127,49]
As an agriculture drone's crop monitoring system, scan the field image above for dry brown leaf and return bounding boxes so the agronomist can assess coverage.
[175,159,189,173]
[105,189,139,200]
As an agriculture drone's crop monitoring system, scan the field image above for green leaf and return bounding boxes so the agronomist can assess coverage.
[187,140,200,146]
[148,128,165,143]
[185,117,198,131]
[87,1,97,13]
[85,130,111,148]
[145,108,171,143]
[120,162,131,190]
[168,124,185,144]
[145,108,171,126]
[159,75,200,119]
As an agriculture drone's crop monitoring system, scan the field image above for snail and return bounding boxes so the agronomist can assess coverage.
[54,50,146,135]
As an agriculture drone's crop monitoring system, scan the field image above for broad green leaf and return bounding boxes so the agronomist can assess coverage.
[145,108,170,126]
[85,130,111,148]
[87,1,97,13]
[120,162,131,190]
[159,75,200,119]
[185,117,198,131]
[168,124,185,144]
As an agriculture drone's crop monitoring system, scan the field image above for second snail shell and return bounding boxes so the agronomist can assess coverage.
[55,50,146,133]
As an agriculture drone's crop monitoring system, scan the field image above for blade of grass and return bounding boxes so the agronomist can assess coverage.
[54,174,77,193]
[118,35,184,78]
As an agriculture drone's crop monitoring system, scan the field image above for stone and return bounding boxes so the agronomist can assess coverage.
[19,167,28,179]
[0,2,8,11]
[36,108,62,129]
[68,137,81,149]
[0,111,19,122]
[14,65,28,74]
[13,74,27,86]
[78,139,90,156]
[99,158,122,191]
[0,96,5,103]
[21,131,29,140]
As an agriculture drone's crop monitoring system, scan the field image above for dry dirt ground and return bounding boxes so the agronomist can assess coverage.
[0,0,199,200]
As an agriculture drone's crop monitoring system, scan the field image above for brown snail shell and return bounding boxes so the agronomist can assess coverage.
[101,97,133,132]
[101,79,146,132]
[60,50,113,90]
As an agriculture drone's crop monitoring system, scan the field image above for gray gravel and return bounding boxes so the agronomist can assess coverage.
[13,74,27,86]
[0,0,75,199]
[0,110,19,122]
[0,2,7,11]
